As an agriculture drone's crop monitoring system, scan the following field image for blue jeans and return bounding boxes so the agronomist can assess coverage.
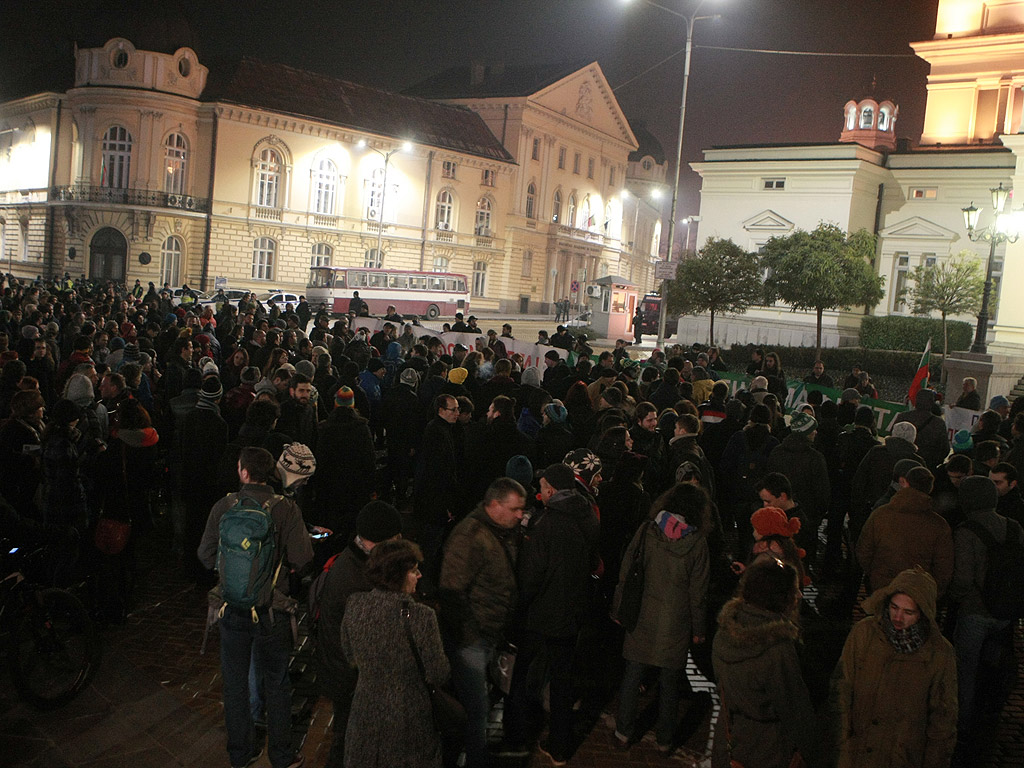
[220,606,294,768]
[615,661,683,747]
[448,639,495,768]
[954,611,1011,734]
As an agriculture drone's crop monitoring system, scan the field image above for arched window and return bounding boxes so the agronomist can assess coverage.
[101,126,132,189]
[580,197,592,229]
[164,133,188,195]
[604,202,614,233]
[525,182,536,220]
[552,190,562,223]
[364,248,383,269]
[256,148,282,208]
[252,237,276,280]
[878,109,890,131]
[311,242,332,267]
[432,255,449,272]
[567,194,577,227]
[860,106,874,129]
[312,158,338,215]
[846,107,856,130]
[435,189,454,230]
[160,236,183,286]
[475,197,492,236]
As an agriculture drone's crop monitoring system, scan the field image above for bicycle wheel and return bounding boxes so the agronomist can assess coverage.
[8,587,102,709]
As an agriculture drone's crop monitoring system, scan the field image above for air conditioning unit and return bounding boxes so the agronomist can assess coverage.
[586,285,602,298]
[437,221,451,231]
[167,194,181,207]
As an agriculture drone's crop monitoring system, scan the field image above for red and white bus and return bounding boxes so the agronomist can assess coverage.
[306,266,469,319]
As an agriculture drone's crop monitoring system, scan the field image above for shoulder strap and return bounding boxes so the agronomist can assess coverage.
[401,603,432,692]
[963,519,1000,549]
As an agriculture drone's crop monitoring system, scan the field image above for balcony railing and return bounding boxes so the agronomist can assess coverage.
[51,185,210,213]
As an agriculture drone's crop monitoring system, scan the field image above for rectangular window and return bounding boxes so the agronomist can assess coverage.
[911,187,937,200]
[522,251,533,278]
[893,253,910,313]
[609,167,615,186]
[442,160,457,179]
[558,147,566,169]
[924,254,936,268]
[762,178,785,190]
[573,153,581,174]
[472,261,487,297]
[531,138,540,161]
[252,237,275,281]
[587,158,595,179]
[482,169,495,187]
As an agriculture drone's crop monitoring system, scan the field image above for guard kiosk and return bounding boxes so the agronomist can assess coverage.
[590,275,639,339]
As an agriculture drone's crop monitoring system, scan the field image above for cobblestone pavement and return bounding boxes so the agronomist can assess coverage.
[3,513,1023,768]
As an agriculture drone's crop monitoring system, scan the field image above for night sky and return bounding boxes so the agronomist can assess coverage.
[1,0,941,217]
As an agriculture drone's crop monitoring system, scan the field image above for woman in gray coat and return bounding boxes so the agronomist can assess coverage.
[341,540,450,768]
[611,483,711,756]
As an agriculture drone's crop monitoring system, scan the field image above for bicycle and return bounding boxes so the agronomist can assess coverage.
[1,539,102,709]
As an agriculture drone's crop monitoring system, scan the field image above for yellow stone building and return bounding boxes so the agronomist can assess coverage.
[0,38,665,315]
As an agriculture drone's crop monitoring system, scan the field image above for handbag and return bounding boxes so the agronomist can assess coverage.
[401,604,467,743]
[615,522,650,632]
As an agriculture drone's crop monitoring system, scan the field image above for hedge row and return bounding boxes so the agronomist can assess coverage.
[859,315,973,353]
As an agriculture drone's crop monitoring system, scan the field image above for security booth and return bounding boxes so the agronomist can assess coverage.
[590,275,639,339]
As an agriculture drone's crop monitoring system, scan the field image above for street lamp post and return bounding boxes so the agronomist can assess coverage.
[635,0,719,348]
[358,139,411,263]
[962,183,1018,354]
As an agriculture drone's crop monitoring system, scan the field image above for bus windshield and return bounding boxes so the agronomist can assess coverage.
[308,268,344,289]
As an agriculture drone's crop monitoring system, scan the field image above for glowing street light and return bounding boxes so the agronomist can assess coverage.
[962,182,1018,354]
[357,139,412,260]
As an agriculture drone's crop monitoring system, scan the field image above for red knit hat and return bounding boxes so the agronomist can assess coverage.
[750,506,801,539]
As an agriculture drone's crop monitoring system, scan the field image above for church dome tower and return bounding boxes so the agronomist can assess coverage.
[839,84,898,151]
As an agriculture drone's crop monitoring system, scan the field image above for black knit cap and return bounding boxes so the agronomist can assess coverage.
[356,501,402,542]
[541,462,576,491]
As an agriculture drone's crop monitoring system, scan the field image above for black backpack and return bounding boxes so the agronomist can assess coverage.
[963,518,1024,621]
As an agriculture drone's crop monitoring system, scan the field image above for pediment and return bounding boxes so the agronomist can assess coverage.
[742,210,794,232]
[529,63,637,150]
[878,216,957,241]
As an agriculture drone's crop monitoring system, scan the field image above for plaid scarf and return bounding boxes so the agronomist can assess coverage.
[881,608,928,654]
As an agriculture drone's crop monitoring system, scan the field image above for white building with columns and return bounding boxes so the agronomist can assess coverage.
[688,0,1024,358]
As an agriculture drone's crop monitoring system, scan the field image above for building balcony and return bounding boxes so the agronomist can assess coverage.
[52,185,210,213]
[554,223,610,245]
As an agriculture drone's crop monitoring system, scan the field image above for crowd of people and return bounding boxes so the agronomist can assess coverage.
[1,271,1022,768]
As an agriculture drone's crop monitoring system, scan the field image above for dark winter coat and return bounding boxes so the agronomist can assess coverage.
[851,438,923,514]
[177,404,228,493]
[413,416,458,525]
[891,398,950,469]
[767,435,831,524]
[341,590,449,768]
[314,540,371,690]
[439,505,520,646]
[518,488,599,638]
[461,419,534,506]
[712,599,822,768]
[950,505,1024,618]
[536,422,576,468]
[315,407,376,521]
[612,521,709,669]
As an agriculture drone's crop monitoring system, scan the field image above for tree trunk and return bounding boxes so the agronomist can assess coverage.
[709,309,716,346]
[815,306,823,360]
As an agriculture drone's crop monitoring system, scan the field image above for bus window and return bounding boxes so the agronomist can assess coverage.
[428,276,444,291]
[308,269,331,288]
[351,272,368,287]
[456,279,466,292]
[409,276,427,289]
[445,279,456,291]
[369,273,388,288]
[389,274,409,289]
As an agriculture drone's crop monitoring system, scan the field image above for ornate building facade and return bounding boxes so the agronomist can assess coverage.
[0,39,665,315]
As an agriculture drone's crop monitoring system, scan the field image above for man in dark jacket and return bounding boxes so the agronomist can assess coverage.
[891,388,950,470]
[766,412,830,544]
[440,478,526,768]
[503,463,599,764]
[314,501,402,768]
[383,368,421,504]
[414,395,461,573]
[179,377,228,582]
[541,350,570,400]
[277,373,317,447]
[314,388,376,541]
[461,395,534,507]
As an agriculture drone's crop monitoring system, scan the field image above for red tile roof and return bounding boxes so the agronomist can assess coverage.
[203,58,514,163]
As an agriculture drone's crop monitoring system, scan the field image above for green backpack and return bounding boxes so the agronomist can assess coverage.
[216,494,282,621]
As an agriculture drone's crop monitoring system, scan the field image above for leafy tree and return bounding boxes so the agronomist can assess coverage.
[908,250,984,363]
[664,238,762,344]
[761,223,885,358]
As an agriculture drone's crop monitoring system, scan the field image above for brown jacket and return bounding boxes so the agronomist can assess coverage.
[856,487,954,597]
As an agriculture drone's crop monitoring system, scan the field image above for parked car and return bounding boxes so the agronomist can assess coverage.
[256,291,301,307]
[170,287,211,306]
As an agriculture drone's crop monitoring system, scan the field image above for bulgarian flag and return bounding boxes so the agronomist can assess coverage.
[907,337,931,405]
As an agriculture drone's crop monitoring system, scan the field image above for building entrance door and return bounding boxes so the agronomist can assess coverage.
[89,227,127,282]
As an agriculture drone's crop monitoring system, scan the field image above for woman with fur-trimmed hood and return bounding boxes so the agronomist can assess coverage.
[831,566,957,768]
[712,556,822,768]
